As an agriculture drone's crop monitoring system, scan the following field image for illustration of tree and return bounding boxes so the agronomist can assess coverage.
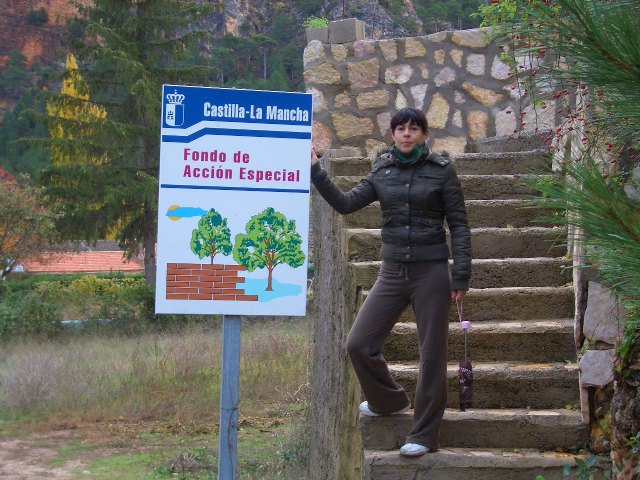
[233,207,305,291]
[190,209,232,264]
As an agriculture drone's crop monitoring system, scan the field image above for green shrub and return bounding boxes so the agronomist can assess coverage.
[26,8,48,26]
[0,288,62,338]
[302,15,329,29]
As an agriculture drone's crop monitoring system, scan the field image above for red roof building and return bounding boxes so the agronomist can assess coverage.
[18,251,144,274]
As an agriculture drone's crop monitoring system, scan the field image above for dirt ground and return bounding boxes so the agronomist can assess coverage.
[0,430,87,479]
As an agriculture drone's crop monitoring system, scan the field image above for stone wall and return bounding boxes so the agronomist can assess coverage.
[578,281,626,451]
[304,20,556,156]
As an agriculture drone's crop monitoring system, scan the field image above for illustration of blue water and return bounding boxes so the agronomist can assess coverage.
[243,277,301,302]
[166,207,207,218]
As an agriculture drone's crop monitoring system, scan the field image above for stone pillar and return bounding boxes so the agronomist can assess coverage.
[307,150,363,480]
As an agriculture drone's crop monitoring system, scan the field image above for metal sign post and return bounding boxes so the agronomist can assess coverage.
[218,315,241,479]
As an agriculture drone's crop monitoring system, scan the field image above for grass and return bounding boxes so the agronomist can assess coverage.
[0,316,311,479]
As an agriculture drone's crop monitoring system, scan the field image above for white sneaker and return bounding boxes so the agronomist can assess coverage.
[399,443,431,457]
[359,401,410,417]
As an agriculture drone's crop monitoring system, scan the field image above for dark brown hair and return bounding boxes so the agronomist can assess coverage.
[390,108,429,134]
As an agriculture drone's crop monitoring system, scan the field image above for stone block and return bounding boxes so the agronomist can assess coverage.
[347,59,380,88]
[328,18,365,44]
[468,110,488,140]
[584,281,626,344]
[579,349,615,387]
[426,92,450,129]
[404,38,427,58]
[492,55,512,80]
[410,84,428,109]
[331,44,349,61]
[312,121,333,155]
[467,53,486,76]
[452,29,490,48]
[379,39,398,61]
[303,40,325,66]
[395,91,408,110]
[434,66,456,87]
[306,86,327,112]
[384,64,413,84]
[304,63,342,85]
[462,82,504,107]
[353,40,375,57]
[449,49,463,68]
[306,27,328,44]
[356,90,390,109]
[432,136,467,154]
[331,113,374,140]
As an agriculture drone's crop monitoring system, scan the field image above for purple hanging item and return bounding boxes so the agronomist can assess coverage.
[457,300,473,411]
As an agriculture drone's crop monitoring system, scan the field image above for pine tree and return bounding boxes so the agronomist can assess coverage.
[40,0,213,285]
[478,0,640,474]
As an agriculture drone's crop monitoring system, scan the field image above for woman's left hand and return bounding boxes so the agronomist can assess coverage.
[451,290,467,301]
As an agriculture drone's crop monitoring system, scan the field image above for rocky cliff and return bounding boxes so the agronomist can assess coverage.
[1,0,428,69]
[0,0,85,67]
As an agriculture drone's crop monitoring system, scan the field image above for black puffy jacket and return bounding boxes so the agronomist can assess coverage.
[311,145,471,290]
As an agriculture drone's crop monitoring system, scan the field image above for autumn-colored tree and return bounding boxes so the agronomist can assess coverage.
[0,176,61,280]
[233,207,305,291]
[46,54,107,165]
[39,0,213,285]
[190,209,233,264]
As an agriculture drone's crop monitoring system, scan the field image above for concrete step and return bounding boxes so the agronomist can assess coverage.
[346,227,567,262]
[460,174,551,200]
[343,199,556,229]
[328,149,551,177]
[467,130,548,153]
[388,361,579,409]
[364,448,609,480]
[361,408,587,451]
[362,286,575,322]
[351,258,572,289]
[335,173,550,200]
[383,319,576,363]
[451,150,551,176]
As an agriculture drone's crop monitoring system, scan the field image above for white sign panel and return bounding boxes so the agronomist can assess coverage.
[155,85,312,316]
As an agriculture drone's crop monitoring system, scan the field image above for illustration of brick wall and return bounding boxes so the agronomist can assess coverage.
[165,263,258,301]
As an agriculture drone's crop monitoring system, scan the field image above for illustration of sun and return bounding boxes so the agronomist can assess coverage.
[167,205,181,221]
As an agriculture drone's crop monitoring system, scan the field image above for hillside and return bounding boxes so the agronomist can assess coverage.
[0,0,86,67]
[1,0,478,68]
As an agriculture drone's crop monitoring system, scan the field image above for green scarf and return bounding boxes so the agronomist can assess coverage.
[393,143,425,165]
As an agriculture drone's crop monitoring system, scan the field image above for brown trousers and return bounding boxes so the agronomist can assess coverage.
[346,259,450,449]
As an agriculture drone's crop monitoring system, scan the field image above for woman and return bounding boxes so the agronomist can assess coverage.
[310,107,471,456]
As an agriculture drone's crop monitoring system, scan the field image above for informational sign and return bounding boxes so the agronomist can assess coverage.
[155,85,312,316]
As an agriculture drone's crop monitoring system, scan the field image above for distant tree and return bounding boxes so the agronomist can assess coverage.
[0,176,60,280]
[0,50,31,100]
[26,7,48,26]
[0,93,50,176]
[253,34,277,80]
[233,207,305,291]
[272,42,304,89]
[269,12,300,45]
[190,209,233,264]
[39,0,213,285]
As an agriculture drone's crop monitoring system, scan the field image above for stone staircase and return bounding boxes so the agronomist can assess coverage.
[329,132,592,480]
